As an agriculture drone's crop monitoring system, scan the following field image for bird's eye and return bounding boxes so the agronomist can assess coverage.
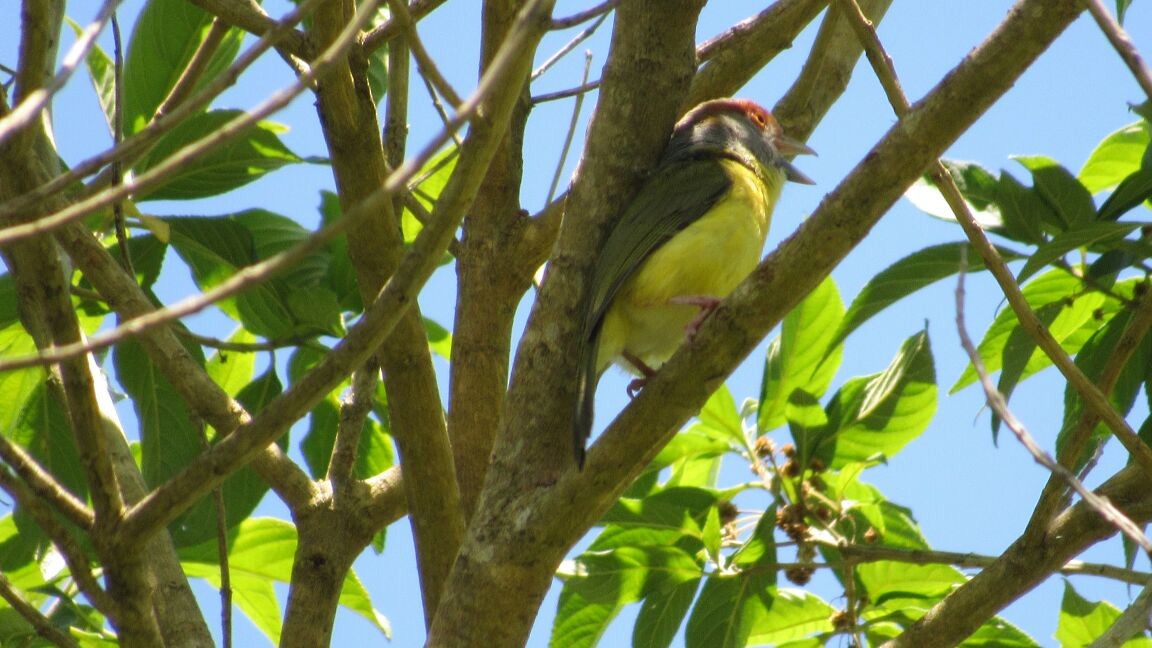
[750,111,767,128]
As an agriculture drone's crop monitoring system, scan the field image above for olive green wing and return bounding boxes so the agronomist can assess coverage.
[584,158,733,336]
[573,157,732,467]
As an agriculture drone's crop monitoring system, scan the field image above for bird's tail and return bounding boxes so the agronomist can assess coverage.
[572,329,601,470]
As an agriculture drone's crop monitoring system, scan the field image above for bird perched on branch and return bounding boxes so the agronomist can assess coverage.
[573,98,815,468]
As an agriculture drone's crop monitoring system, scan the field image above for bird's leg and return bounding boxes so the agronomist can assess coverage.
[622,351,657,398]
[669,295,723,340]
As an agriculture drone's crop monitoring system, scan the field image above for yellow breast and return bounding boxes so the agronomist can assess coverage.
[597,159,783,373]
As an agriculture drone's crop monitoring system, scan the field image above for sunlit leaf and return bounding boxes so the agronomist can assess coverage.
[1013,156,1097,230]
[830,243,1023,353]
[135,111,303,201]
[761,277,844,432]
[1080,120,1151,193]
[123,0,243,132]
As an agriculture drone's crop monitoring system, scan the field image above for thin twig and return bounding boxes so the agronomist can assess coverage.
[545,51,592,204]
[0,0,122,144]
[0,573,79,648]
[362,0,449,53]
[0,468,117,617]
[1028,287,1152,531]
[385,0,462,108]
[1084,0,1152,102]
[0,0,325,231]
[420,70,460,145]
[329,363,379,493]
[176,328,309,352]
[193,416,232,648]
[152,18,231,122]
[0,0,382,372]
[118,0,555,546]
[837,0,1152,479]
[0,434,94,529]
[550,0,617,30]
[956,250,1152,554]
[185,0,308,58]
[533,12,609,80]
[110,11,133,275]
[531,79,600,103]
[822,539,1152,585]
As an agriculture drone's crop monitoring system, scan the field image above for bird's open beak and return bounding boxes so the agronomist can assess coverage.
[775,135,816,185]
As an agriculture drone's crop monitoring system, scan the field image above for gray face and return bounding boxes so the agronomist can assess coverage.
[663,109,782,173]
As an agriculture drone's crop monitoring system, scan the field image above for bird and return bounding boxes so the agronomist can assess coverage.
[572,97,815,468]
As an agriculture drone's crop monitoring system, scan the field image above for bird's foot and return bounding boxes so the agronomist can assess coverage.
[669,295,723,341]
[622,351,657,398]
[626,377,647,399]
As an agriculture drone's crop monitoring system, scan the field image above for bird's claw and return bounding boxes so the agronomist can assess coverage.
[626,377,647,398]
[670,295,723,341]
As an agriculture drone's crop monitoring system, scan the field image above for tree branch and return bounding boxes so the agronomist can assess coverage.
[184,0,308,58]
[430,0,705,644]
[0,434,93,530]
[773,0,894,142]
[362,0,448,53]
[117,0,554,555]
[0,0,326,237]
[1084,0,1152,102]
[886,464,1152,646]
[2,0,114,150]
[686,0,828,108]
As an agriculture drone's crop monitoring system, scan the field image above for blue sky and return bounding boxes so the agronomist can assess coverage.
[5,1,1152,645]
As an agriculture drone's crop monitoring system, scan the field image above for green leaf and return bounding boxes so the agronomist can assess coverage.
[904,162,1002,229]
[745,589,836,645]
[823,474,931,550]
[856,560,964,606]
[953,269,1107,392]
[633,577,701,648]
[180,518,389,643]
[174,368,283,547]
[961,618,1041,647]
[424,317,452,360]
[167,216,294,338]
[1014,156,1097,230]
[1116,0,1132,24]
[0,322,49,440]
[123,0,243,132]
[831,243,1023,353]
[1097,140,1152,221]
[67,18,116,136]
[599,487,719,550]
[996,172,1052,245]
[205,328,257,397]
[684,574,775,648]
[551,546,701,648]
[730,508,779,570]
[1056,306,1152,467]
[1080,121,1151,193]
[701,506,721,565]
[116,338,226,545]
[135,110,303,201]
[1015,221,1144,284]
[806,330,937,469]
[166,212,339,338]
[696,384,743,445]
[760,277,844,432]
[405,147,459,243]
[318,191,362,312]
[1055,580,1151,647]
[114,338,204,489]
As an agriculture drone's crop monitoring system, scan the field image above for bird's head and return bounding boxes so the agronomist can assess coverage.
[665,98,816,185]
